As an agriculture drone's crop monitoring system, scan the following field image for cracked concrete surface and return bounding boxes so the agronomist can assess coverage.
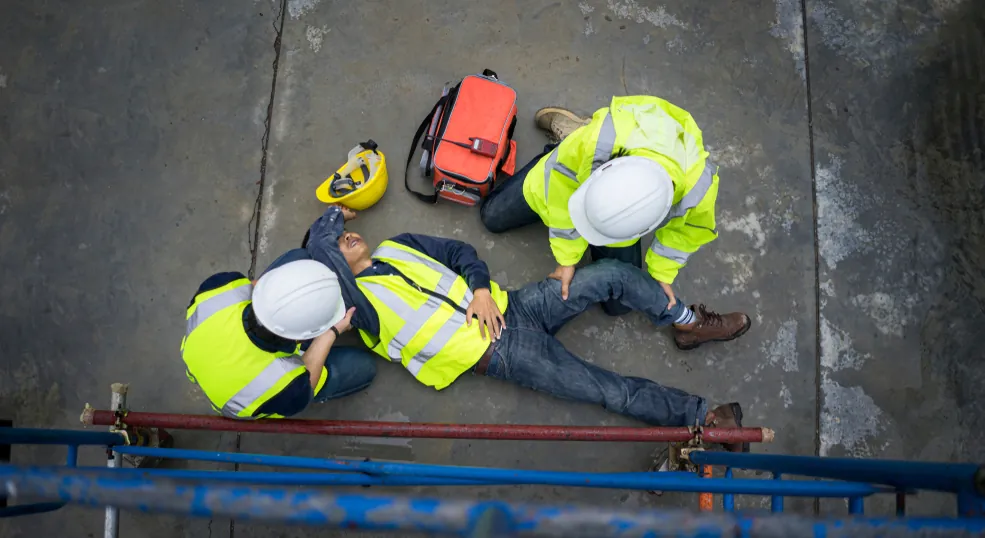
[0,0,982,534]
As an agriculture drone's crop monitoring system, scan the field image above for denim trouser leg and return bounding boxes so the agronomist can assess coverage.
[484,259,707,427]
[588,241,644,317]
[488,325,706,427]
[480,144,556,233]
[313,346,378,402]
[509,258,688,334]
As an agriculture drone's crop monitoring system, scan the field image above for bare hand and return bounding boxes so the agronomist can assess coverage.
[659,281,676,308]
[466,289,505,341]
[333,307,356,333]
[548,265,576,300]
[331,203,358,222]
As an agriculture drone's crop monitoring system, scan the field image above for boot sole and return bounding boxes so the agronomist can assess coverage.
[534,106,590,129]
[674,315,752,351]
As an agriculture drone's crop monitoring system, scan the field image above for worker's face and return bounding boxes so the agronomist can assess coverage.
[338,231,370,266]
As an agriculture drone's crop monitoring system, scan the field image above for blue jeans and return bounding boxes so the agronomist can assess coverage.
[480,145,643,316]
[483,259,706,427]
[313,346,378,402]
[479,145,553,233]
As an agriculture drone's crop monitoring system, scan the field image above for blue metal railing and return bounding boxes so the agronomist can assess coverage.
[1,426,983,537]
[0,428,125,518]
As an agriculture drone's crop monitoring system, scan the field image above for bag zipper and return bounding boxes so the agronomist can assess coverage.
[393,268,468,315]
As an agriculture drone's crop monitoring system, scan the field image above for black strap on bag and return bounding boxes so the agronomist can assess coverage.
[405,94,451,203]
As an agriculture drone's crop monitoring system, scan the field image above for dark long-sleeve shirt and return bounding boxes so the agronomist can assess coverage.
[304,206,493,337]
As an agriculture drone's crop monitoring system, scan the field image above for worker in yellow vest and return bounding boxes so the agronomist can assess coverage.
[480,95,750,350]
[181,252,377,419]
[305,205,749,451]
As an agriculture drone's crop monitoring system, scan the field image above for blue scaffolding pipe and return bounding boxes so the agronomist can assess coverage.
[112,446,888,497]
[0,428,124,447]
[2,466,983,538]
[690,451,983,494]
[78,467,490,487]
[723,468,735,512]
[0,432,86,518]
[771,473,783,513]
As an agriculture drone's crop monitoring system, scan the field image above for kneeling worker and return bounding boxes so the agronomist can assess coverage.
[181,257,376,419]
[306,206,749,451]
[480,95,749,350]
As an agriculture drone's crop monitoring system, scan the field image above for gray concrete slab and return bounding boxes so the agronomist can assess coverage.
[0,0,274,535]
[239,0,816,525]
[0,0,981,534]
[805,0,985,516]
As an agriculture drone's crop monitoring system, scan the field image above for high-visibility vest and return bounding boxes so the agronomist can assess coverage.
[355,241,509,390]
[522,95,720,284]
[180,278,327,419]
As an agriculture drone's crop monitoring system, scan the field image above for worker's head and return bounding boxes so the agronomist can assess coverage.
[251,260,346,340]
[568,156,674,246]
[338,231,371,271]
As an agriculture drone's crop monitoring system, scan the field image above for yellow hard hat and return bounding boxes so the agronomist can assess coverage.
[316,140,388,210]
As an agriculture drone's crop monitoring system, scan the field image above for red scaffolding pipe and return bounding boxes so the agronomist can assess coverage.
[83,410,774,444]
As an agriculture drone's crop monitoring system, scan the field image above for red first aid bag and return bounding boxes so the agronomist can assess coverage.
[406,69,518,206]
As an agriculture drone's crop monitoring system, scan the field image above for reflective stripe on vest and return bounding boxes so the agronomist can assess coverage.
[372,246,472,306]
[363,246,474,375]
[186,284,252,336]
[648,160,717,261]
[220,356,305,418]
[649,240,692,263]
[543,149,560,201]
[553,161,577,181]
[549,227,582,240]
[591,112,616,172]
[184,280,314,419]
[657,160,716,228]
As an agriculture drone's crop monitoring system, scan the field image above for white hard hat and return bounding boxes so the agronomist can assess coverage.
[568,156,674,246]
[252,260,347,340]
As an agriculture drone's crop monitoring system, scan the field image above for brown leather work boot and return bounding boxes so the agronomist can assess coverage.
[674,304,751,351]
[706,402,750,453]
[534,106,591,143]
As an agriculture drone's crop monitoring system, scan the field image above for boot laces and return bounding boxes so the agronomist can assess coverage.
[697,304,724,327]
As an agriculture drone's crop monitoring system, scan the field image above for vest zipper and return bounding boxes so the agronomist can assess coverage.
[392,269,469,315]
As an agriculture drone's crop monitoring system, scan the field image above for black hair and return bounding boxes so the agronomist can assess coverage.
[243,304,297,352]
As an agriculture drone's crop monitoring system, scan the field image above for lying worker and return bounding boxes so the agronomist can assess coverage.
[479,96,747,350]
[181,245,377,419]
[305,205,749,451]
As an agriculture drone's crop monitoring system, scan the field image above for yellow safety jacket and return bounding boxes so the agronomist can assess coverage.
[181,278,327,419]
[522,95,720,284]
[356,241,509,390]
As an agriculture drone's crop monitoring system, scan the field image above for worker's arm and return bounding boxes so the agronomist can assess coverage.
[542,110,609,268]
[305,205,380,334]
[390,233,492,291]
[251,308,356,418]
[260,248,311,276]
[307,204,348,250]
[645,174,719,284]
[301,307,355,388]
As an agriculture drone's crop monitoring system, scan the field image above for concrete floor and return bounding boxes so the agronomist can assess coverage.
[0,0,982,535]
